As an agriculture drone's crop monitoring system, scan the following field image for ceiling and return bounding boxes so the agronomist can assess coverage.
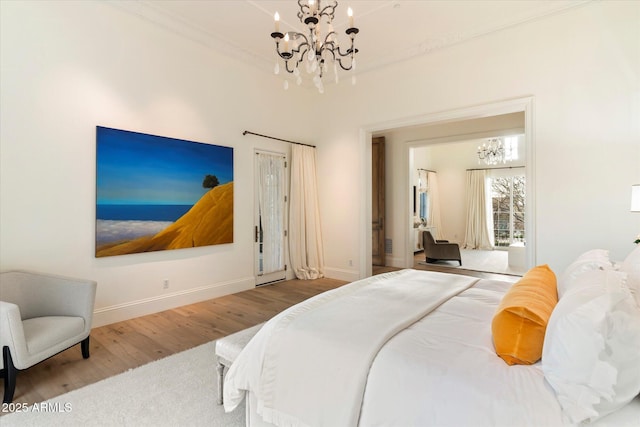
[114,0,588,78]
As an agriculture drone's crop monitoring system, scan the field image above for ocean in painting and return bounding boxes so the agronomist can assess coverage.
[97,204,192,221]
[96,204,192,245]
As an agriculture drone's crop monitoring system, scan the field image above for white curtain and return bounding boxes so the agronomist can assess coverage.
[418,169,428,219]
[257,153,286,275]
[289,145,324,279]
[484,173,496,248]
[463,170,494,250]
[426,172,444,240]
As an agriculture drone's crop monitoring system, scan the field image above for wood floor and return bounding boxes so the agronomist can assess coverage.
[374,251,523,282]
[1,277,345,410]
[2,265,518,412]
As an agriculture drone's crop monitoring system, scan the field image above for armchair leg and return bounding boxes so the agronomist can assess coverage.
[3,346,17,404]
[81,336,90,359]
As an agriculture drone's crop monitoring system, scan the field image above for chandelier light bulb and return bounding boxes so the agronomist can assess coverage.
[348,7,354,28]
[283,33,290,52]
[274,12,280,32]
[274,62,280,75]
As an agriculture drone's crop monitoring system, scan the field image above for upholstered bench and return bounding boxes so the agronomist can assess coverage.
[215,322,265,405]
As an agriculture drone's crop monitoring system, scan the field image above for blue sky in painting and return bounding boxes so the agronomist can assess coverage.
[96,126,233,205]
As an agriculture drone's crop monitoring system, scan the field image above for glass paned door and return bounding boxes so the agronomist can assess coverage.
[255,151,287,286]
[491,175,525,248]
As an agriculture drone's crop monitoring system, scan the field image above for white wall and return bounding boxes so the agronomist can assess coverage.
[316,1,640,279]
[0,1,314,326]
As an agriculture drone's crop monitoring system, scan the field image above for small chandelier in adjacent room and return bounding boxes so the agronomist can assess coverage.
[477,137,518,165]
[271,0,359,93]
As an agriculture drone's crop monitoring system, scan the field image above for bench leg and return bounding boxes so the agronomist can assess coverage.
[216,361,225,405]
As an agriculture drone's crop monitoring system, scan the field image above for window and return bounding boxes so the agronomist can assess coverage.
[491,175,525,248]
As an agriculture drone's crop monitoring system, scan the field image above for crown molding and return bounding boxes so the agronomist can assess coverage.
[357,0,592,75]
[105,0,274,73]
[105,0,591,83]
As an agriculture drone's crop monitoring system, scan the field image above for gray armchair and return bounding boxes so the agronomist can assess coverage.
[423,231,462,266]
[0,270,97,403]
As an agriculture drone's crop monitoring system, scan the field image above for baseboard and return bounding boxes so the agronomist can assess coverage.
[92,276,255,328]
[385,256,406,269]
[323,267,360,282]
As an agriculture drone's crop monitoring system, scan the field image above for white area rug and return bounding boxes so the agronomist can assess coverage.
[419,249,526,276]
[2,341,245,427]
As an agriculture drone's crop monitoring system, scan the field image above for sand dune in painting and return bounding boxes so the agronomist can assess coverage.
[96,182,233,257]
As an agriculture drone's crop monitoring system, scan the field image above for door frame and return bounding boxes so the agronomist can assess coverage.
[371,137,386,266]
[359,96,535,279]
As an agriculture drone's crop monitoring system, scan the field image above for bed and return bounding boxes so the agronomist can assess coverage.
[224,248,640,427]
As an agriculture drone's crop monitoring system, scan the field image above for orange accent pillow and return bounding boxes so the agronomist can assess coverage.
[491,264,558,365]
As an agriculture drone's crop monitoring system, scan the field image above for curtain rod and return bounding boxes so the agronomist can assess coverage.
[466,166,525,171]
[417,168,437,173]
[242,131,316,148]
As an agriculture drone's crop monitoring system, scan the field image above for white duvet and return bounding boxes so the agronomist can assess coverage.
[224,270,640,427]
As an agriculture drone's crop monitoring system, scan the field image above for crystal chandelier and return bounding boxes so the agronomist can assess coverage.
[477,138,506,165]
[271,0,359,93]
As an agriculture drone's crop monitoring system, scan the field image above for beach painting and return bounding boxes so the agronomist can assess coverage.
[95,126,233,257]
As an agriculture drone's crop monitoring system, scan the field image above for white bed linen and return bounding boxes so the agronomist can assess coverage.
[225,269,478,426]
[226,270,640,427]
[359,279,567,426]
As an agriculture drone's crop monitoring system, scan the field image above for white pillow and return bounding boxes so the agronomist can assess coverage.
[542,269,640,424]
[558,249,613,298]
[619,245,640,308]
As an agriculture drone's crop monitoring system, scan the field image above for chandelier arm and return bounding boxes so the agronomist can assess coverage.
[274,33,310,61]
[284,59,297,74]
[289,37,310,58]
[335,45,357,58]
[294,46,310,68]
[321,42,353,60]
[297,0,310,18]
[318,2,337,20]
[318,43,353,72]
[274,45,292,61]
[320,44,337,62]
[280,45,310,74]
[296,43,310,61]
[336,56,354,71]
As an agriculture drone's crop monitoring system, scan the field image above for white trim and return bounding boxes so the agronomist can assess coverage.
[404,127,525,148]
[359,128,372,279]
[324,267,360,283]
[359,96,536,277]
[109,1,589,80]
[92,276,255,327]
